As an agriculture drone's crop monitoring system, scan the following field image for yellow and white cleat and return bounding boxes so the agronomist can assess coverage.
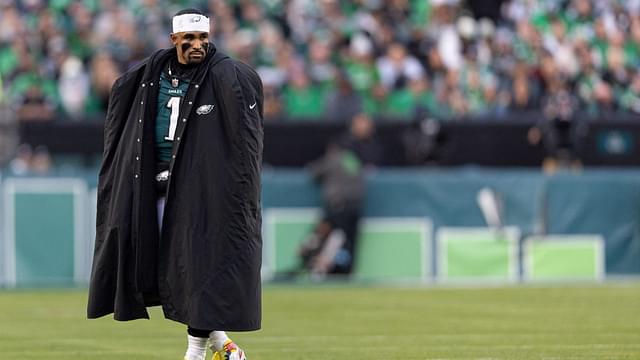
[212,339,246,360]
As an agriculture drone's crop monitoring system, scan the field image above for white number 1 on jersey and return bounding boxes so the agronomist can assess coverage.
[165,97,180,140]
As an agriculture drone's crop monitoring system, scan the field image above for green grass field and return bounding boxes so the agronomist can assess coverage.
[1,283,639,359]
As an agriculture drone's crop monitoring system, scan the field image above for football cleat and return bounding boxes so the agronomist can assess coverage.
[212,339,246,360]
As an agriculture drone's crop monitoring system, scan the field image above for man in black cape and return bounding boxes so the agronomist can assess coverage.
[87,8,263,360]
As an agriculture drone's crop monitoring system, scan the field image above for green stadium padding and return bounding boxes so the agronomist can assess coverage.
[523,235,605,281]
[0,171,3,286]
[2,179,88,287]
[263,208,432,281]
[353,219,431,280]
[264,208,321,276]
[86,188,98,284]
[437,227,520,282]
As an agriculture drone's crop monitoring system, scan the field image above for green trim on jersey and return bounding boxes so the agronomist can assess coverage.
[156,72,190,163]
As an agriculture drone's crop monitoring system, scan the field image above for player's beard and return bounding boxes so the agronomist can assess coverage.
[183,43,207,64]
[187,50,205,63]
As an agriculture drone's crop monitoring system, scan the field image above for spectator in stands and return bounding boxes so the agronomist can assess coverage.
[529,77,584,172]
[306,35,337,88]
[58,55,90,119]
[619,71,640,113]
[442,69,468,118]
[591,80,617,117]
[342,33,383,115]
[430,0,464,71]
[325,70,363,122]
[254,21,288,87]
[376,42,425,91]
[90,52,120,113]
[544,16,579,78]
[262,84,284,120]
[16,85,56,122]
[282,65,326,120]
[30,145,53,175]
[510,62,539,111]
[382,76,439,120]
[6,143,53,175]
[8,143,32,175]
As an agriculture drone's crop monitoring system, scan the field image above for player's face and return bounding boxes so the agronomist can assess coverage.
[172,31,209,65]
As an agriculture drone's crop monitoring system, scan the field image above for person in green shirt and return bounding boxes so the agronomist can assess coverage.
[282,69,326,120]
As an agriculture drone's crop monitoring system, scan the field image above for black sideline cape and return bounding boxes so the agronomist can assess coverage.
[87,46,263,331]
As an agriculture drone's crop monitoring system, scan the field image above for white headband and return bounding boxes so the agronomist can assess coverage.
[172,13,210,33]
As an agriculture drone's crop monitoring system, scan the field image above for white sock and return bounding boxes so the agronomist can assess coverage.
[184,335,208,360]
[209,331,230,351]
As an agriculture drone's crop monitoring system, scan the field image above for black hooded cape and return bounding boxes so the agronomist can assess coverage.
[87,46,263,331]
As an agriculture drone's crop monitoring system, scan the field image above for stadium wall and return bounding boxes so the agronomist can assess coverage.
[0,168,639,287]
[17,119,640,167]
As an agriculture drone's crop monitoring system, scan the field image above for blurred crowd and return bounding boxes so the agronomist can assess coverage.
[2,0,640,123]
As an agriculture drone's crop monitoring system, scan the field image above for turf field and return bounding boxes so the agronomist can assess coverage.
[1,283,639,359]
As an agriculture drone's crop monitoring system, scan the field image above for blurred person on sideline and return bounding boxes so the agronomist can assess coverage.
[291,112,381,280]
[297,140,366,279]
[338,112,382,167]
[87,9,263,360]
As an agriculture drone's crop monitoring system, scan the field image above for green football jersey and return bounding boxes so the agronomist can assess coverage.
[156,72,190,163]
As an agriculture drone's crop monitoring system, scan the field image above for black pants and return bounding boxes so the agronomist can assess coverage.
[323,203,361,273]
[298,201,361,275]
[188,327,214,338]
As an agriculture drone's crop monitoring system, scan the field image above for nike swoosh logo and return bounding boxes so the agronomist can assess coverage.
[249,102,257,109]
